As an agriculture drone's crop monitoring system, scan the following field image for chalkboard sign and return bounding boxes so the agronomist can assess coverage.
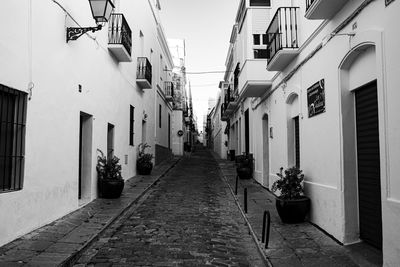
[307,79,326,118]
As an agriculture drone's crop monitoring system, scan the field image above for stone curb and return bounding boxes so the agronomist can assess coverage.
[213,156,273,267]
[60,157,181,267]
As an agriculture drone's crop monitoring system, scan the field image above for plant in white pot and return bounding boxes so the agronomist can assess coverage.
[271,166,310,223]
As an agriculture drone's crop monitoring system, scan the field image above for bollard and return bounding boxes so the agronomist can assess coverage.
[244,188,248,214]
[265,210,271,249]
[235,175,238,195]
[261,210,267,243]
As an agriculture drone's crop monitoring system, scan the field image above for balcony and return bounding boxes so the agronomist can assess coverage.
[238,60,273,98]
[164,81,174,102]
[305,0,348,20]
[266,7,300,71]
[221,103,229,121]
[136,57,152,89]
[108,14,132,62]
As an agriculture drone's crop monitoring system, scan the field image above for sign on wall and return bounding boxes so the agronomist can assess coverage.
[307,79,326,118]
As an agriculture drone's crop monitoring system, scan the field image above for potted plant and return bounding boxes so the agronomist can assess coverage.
[235,153,253,179]
[271,167,310,223]
[137,143,153,175]
[96,150,124,199]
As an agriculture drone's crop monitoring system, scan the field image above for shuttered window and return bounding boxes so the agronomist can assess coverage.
[0,84,27,193]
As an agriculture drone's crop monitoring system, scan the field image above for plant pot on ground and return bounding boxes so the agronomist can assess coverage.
[235,154,253,179]
[271,166,310,223]
[137,143,154,175]
[96,150,124,199]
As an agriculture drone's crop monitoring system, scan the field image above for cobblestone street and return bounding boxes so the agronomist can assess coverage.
[75,147,265,267]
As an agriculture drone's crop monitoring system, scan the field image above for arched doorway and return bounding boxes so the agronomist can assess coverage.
[262,114,269,187]
[340,44,382,249]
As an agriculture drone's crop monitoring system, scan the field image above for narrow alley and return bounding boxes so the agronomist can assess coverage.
[74,146,265,266]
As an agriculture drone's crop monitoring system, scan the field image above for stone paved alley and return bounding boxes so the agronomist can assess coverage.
[0,146,383,266]
[74,147,265,266]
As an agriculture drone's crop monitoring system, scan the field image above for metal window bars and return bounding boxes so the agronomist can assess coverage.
[0,85,27,193]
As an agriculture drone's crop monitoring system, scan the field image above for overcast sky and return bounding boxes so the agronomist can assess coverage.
[159,0,240,130]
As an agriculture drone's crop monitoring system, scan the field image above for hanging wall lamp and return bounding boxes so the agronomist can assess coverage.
[66,0,114,42]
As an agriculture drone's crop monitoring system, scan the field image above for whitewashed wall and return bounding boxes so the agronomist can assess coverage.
[0,0,173,246]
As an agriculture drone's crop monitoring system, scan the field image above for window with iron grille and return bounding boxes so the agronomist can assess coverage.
[129,105,135,146]
[0,84,27,193]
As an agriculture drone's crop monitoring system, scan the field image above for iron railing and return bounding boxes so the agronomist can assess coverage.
[306,0,316,11]
[266,7,299,62]
[136,57,152,85]
[164,81,174,98]
[221,103,227,117]
[108,14,132,56]
[0,84,27,193]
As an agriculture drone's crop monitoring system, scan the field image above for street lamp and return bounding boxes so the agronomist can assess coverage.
[66,0,115,42]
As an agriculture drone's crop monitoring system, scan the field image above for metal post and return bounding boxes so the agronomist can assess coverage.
[265,211,271,249]
[262,211,267,243]
[235,175,238,195]
[244,188,248,214]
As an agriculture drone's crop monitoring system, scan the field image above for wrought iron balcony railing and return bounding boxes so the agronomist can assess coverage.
[306,0,316,11]
[108,14,132,58]
[266,7,299,62]
[136,57,152,88]
[164,81,174,101]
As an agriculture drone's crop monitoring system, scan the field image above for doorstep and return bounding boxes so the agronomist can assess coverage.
[0,157,180,267]
[214,156,382,267]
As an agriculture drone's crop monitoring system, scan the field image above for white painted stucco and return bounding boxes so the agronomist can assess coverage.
[0,0,177,246]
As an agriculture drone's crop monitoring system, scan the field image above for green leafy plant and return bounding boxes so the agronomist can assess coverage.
[137,143,153,168]
[96,149,123,180]
[271,166,305,200]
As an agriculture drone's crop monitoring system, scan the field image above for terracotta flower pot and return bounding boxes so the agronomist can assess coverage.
[275,196,310,223]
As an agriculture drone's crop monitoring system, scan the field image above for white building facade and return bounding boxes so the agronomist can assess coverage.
[212,84,228,159]
[220,0,400,265]
[168,38,188,156]
[0,0,176,246]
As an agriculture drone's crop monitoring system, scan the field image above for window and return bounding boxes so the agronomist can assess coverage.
[107,123,114,159]
[253,34,261,45]
[159,104,162,128]
[262,34,268,45]
[159,55,163,84]
[250,0,271,6]
[253,49,269,59]
[129,105,134,146]
[254,34,268,45]
[0,85,27,192]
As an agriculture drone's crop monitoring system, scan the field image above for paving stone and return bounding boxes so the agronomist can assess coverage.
[74,147,265,266]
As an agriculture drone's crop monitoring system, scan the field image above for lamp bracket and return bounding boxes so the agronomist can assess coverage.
[66,25,102,42]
